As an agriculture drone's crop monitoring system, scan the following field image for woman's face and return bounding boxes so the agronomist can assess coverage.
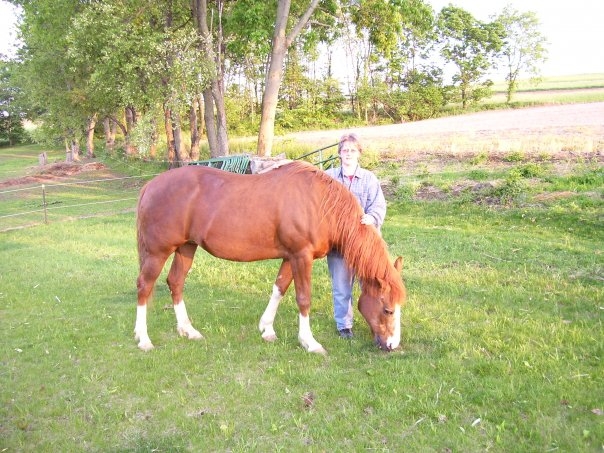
[339,140,360,166]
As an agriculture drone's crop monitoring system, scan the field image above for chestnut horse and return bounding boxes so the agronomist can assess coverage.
[135,161,405,353]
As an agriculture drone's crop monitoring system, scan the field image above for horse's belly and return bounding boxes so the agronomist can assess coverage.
[198,235,282,263]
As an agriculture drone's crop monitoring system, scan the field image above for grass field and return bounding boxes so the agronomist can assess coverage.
[1,134,602,451]
[488,73,604,105]
[490,73,604,93]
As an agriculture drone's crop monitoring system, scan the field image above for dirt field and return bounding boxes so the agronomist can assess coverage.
[281,101,604,157]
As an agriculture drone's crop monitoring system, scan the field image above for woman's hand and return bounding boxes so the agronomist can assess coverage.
[360,214,375,225]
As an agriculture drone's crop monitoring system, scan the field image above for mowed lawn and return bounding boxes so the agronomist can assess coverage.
[1,181,602,451]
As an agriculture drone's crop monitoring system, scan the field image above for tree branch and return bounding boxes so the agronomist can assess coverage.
[286,0,321,47]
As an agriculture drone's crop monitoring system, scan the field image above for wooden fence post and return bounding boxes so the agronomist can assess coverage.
[42,185,48,224]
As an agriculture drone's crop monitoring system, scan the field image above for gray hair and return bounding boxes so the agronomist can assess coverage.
[338,133,363,154]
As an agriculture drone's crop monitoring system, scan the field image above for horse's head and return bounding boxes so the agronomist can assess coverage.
[358,257,405,351]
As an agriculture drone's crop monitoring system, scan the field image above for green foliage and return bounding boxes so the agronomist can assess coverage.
[494,6,548,103]
[399,68,449,121]
[468,169,489,181]
[0,60,28,146]
[516,162,546,178]
[503,151,525,162]
[469,152,488,165]
[546,165,604,192]
[4,0,601,161]
[437,6,505,108]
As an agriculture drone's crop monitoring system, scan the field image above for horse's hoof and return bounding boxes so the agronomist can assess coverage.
[302,340,327,355]
[262,333,278,342]
[259,322,277,342]
[178,326,203,340]
[138,341,154,352]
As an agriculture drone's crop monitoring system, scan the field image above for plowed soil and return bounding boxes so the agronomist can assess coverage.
[283,101,604,158]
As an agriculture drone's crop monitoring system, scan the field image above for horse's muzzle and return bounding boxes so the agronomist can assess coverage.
[375,336,393,352]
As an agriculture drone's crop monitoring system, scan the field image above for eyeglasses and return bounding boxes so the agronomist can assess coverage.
[340,148,359,153]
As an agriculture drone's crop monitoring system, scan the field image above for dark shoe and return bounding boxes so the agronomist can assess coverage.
[338,328,353,339]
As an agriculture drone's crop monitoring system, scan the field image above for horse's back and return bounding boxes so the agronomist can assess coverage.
[137,162,331,261]
[139,162,324,215]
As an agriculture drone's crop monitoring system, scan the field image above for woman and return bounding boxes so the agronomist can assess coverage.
[325,133,387,338]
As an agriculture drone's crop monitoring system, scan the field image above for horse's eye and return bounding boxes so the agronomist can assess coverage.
[383,308,394,316]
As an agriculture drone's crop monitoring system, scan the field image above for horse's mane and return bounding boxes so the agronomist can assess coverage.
[279,161,405,302]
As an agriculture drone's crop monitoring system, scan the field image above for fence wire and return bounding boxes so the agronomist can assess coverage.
[0,174,158,232]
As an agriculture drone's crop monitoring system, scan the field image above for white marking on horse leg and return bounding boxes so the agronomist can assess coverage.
[134,304,154,351]
[386,305,401,350]
[174,300,203,340]
[258,285,282,342]
[298,314,326,354]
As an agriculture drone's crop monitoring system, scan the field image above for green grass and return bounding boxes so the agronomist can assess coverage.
[487,73,604,105]
[490,73,604,93]
[0,144,66,179]
[1,144,603,451]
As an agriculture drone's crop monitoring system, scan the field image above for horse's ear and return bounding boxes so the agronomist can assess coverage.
[394,256,403,273]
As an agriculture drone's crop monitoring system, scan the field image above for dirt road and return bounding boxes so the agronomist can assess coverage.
[280,102,604,156]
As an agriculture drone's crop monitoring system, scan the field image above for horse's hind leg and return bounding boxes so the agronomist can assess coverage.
[259,260,293,342]
[167,242,203,341]
[136,254,169,351]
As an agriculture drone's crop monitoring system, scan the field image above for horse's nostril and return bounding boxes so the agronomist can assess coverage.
[374,336,392,351]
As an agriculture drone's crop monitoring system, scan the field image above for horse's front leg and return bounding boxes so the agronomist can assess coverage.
[291,256,326,355]
[168,243,203,341]
[259,260,293,342]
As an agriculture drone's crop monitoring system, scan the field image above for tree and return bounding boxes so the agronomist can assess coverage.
[0,60,27,146]
[14,0,112,160]
[339,0,435,121]
[256,0,321,156]
[494,6,548,103]
[437,6,505,108]
[11,0,214,164]
[193,0,229,158]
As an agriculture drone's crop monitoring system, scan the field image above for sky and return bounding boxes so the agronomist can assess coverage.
[1,0,603,78]
[427,0,604,77]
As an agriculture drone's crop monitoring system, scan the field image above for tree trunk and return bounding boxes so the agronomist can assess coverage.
[256,0,290,157]
[65,138,72,162]
[193,0,229,157]
[202,88,219,157]
[124,106,137,155]
[256,0,320,156]
[198,93,205,137]
[212,81,229,156]
[86,113,97,158]
[65,138,80,162]
[149,116,158,159]
[103,117,115,151]
[164,105,177,168]
[173,112,186,164]
[189,96,201,161]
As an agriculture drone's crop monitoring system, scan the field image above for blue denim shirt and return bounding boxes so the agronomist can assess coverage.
[325,165,387,228]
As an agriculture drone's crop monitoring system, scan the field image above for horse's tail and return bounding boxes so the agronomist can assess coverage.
[136,183,149,271]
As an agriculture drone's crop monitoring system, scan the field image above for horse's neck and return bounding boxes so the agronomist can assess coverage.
[339,225,389,282]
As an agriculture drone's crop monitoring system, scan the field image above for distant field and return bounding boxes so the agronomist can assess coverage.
[491,73,604,92]
[488,73,604,104]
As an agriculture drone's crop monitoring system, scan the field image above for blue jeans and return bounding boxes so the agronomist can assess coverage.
[327,251,355,331]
